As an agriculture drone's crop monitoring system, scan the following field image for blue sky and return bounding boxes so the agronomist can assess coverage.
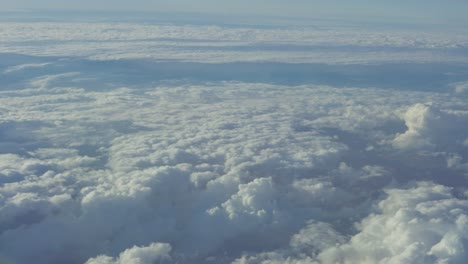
[1,0,468,24]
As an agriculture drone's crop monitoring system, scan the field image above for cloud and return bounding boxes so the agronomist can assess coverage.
[0,78,465,263]
[317,182,468,264]
[85,243,172,264]
[0,14,467,264]
[453,81,468,94]
[393,103,468,151]
[3,62,52,74]
[234,182,468,264]
[1,21,468,63]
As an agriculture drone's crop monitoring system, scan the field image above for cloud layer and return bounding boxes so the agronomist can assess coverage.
[0,74,466,263]
[0,13,467,264]
[1,20,468,63]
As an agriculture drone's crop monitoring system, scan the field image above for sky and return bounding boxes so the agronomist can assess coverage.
[1,2,468,264]
[1,0,468,24]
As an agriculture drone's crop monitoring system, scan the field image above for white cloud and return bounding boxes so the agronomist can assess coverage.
[1,22,467,63]
[85,243,172,264]
[0,16,467,264]
[393,103,468,151]
[453,82,468,94]
[317,182,468,264]
[235,182,468,264]
[3,62,52,74]
[1,79,465,263]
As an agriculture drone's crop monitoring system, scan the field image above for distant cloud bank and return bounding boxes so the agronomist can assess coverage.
[1,21,468,63]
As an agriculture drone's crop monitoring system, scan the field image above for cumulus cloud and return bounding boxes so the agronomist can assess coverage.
[316,182,468,264]
[1,12,467,264]
[0,76,465,263]
[1,75,467,263]
[85,243,172,264]
[393,103,468,151]
[234,182,468,264]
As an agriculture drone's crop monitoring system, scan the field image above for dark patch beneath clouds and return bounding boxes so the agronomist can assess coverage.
[3,54,468,92]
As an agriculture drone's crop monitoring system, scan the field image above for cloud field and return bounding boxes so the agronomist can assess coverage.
[0,13,467,264]
[1,19,468,63]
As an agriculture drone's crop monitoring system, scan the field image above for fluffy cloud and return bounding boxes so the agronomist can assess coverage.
[318,182,468,264]
[234,182,468,264]
[86,243,172,264]
[1,13,467,264]
[0,77,465,263]
[393,103,468,151]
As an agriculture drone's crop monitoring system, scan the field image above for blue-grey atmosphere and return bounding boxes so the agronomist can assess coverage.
[0,3,467,264]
